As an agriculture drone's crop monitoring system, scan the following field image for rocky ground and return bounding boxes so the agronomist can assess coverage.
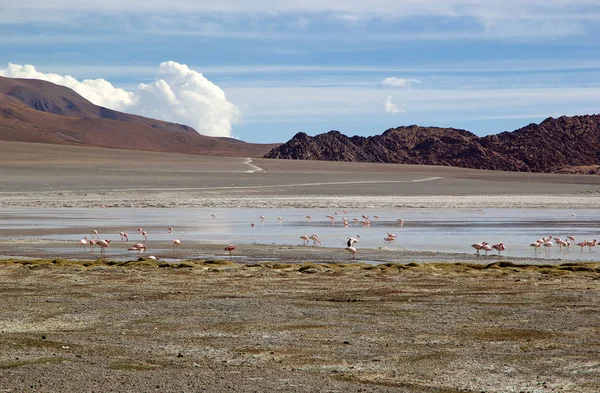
[1,255,600,392]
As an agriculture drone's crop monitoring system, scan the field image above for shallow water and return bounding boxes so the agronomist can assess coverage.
[1,207,600,261]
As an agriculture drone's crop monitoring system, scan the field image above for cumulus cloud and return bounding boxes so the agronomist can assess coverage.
[0,63,135,110]
[0,61,238,137]
[382,77,421,87]
[383,95,405,114]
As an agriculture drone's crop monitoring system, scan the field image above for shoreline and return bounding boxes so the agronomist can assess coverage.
[3,193,600,209]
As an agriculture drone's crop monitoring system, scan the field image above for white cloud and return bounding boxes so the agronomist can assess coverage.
[383,95,405,113]
[0,63,135,110]
[0,61,239,138]
[382,77,421,87]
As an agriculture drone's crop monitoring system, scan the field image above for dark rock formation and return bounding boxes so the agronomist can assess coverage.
[265,115,600,173]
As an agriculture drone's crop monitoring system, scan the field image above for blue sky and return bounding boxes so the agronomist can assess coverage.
[1,1,600,143]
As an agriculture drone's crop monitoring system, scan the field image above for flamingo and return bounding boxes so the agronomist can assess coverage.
[211,214,217,219]
[168,227,173,233]
[141,231,147,242]
[78,237,88,251]
[373,215,379,220]
[128,243,147,252]
[309,234,321,246]
[147,255,160,260]
[342,209,348,214]
[586,239,597,251]
[384,236,395,243]
[471,242,488,256]
[543,240,553,254]
[172,239,181,249]
[491,242,505,254]
[530,241,541,255]
[326,215,335,222]
[482,243,492,255]
[567,236,575,243]
[397,219,404,226]
[119,232,130,242]
[555,238,568,250]
[345,246,357,260]
[97,239,111,255]
[259,216,266,222]
[224,244,235,257]
[250,223,255,228]
[576,240,587,251]
[306,215,312,221]
[88,239,97,252]
[300,235,309,246]
[91,229,99,239]
[386,233,397,239]
[347,235,360,247]
[277,216,283,222]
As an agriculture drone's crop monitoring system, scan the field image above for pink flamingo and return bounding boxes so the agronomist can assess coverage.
[78,237,88,251]
[91,229,99,239]
[491,242,505,254]
[482,243,492,255]
[168,227,173,233]
[397,219,404,226]
[586,239,597,250]
[300,235,309,246]
[259,216,265,222]
[346,235,360,247]
[224,244,235,257]
[250,223,255,228]
[277,216,283,222]
[543,240,553,254]
[345,246,357,260]
[88,239,97,252]
[172,239,181,249]
[128,243,147,252]
[576,240,587,251]
[309,234,321,246]
[306,215,312,221]
[373,215,379,220]
[530,241,541,255]
[471,242,488,256]
[97,239,111,255]
[342,209,348,214]
[141,231,147,242]
[384,236,395,243]
[119,232,129,242]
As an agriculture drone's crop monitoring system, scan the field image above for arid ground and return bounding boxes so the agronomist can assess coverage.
[1,141,600,392]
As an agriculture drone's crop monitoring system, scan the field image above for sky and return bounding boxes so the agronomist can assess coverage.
[1,0,600,143]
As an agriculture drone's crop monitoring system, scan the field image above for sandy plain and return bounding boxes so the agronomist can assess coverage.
[1,140,600,392]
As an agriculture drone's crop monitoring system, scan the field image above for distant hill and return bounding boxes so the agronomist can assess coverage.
[264,115,600,173]
[0,76,277,157]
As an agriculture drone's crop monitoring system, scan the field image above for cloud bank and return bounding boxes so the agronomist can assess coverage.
[382,77,421,87]
[0,61,238,137]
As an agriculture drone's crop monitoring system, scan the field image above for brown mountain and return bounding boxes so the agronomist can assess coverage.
[264,115,600,173]
[0,76,277,157]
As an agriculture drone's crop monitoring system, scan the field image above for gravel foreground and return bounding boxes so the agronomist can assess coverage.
[1,257,600,393]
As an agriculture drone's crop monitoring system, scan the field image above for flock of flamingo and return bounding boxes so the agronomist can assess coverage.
[527,235,597,255]
[77,226,235,259]
[74,211,597,261]
[74,211,406,261]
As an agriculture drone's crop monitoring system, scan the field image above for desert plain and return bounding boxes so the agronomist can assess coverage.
[1,140,600,392]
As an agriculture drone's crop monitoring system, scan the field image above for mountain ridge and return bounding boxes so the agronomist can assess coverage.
[0,76,277,157]
[264,114,600,173]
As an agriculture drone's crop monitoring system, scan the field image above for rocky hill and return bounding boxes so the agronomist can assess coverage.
[0,76,277,157]
[264,115,600,173]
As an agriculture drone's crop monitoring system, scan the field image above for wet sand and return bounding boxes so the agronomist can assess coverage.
[2,141,600,392]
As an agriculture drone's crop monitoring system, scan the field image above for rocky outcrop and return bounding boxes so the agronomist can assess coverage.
[264,115,600,173]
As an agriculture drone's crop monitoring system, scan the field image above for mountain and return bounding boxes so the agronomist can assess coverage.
[0,76,277,157]
[264,115,600,173]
